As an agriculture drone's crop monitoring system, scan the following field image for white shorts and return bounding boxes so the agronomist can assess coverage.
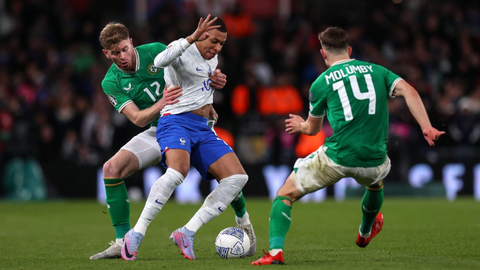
[291,146,391,194]
[121,126,162,169]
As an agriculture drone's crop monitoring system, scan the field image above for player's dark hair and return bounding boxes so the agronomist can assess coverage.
[212,17,227,33]
[99,22,130,50]
[318,27,349,54]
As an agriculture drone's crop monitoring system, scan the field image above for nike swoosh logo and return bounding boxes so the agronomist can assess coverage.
[282,212,292,221]
[123,83,132,91]
[155,199,164,205]
[196,67,203,71]
[362,205,378,213]
[218,207,224,212]
[124,244,134,258]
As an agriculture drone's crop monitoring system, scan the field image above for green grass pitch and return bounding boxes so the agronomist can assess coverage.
[1,198,479,269]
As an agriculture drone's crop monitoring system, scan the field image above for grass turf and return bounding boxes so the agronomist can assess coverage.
[1,198,479,269]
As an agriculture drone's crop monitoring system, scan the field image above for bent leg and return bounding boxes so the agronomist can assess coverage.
[103,149,141,241]
[269,173,304,250]
[132,149,190,235]
[185,173,248,232]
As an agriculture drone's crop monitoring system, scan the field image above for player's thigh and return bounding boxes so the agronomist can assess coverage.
[164,149,191,177]
[208,152,246,180]
[191,134,238,181]
[292,146,346,194]
[350,156,391,187]
[118,127,162,172]
[103,149,139,178]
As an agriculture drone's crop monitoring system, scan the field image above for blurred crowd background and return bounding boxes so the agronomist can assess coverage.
[1,0,479,199]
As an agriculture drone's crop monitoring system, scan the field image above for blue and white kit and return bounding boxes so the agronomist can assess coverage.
[154,38,232,180]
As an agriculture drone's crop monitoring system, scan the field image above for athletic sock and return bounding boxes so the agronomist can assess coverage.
[104,178,130,240]
[360,186,384,235]
[270,249,282,256]
[133,168,184,235]
[230,191,247,218]
[269,196,292,250]
[185,174,248,232]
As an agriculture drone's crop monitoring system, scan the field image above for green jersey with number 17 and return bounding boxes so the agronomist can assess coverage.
[102,42,167,127]
[309,59,403,167]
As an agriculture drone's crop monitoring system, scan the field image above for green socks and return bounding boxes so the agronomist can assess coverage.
[104,178,130,239]
[269,196,292,250]
[360,186,384,234]
[230,191,247,218]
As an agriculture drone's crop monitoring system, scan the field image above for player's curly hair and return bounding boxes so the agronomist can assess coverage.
[318,27,349,53]
[99,22,129,50]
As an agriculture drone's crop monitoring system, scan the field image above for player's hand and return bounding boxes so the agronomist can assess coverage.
[161,85,182,106]
[188,14,220,43]
[422,127,445,146]
[209,69,227,89]
[285,114,305,134]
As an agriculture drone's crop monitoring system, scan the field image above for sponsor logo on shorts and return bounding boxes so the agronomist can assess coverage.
[180,137,186,145]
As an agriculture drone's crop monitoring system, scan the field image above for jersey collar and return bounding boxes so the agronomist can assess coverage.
[331,58,355,66]
[114,48,140,74]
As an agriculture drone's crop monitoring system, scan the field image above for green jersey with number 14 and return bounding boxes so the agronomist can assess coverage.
[309,59,403,167]
[102,42,167,127]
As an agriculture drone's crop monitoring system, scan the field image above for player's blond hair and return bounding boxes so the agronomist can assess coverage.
[318,27,349,54]
[99,22,129,50]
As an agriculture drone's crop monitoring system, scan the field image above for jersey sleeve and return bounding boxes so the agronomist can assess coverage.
[101,77,133,113]
[377,65,403,97]
[153,38,191,68]
[308,78,327,118]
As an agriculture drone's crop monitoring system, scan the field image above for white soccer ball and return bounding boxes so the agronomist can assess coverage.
[215,227,251,259]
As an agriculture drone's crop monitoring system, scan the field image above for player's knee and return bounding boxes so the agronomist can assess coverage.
[276,190,298,204]
[103,160,124,178]
[174,165,190,178]
[219,174,248,192]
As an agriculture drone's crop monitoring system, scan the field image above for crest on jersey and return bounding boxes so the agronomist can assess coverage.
[108,95,117,106]
[148,63,160,75]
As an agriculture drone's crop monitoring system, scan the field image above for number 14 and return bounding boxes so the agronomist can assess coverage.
[332,74,376,121]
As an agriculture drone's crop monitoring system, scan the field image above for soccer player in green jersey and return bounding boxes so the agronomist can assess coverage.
[252,26,445,265]
[90,22,232,260]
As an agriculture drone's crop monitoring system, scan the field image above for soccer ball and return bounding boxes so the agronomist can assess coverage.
[215,227,251,259]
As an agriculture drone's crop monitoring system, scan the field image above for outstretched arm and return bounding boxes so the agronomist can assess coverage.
[121,86,182,127]
[392,80,445,146]
[285,114,324,135]
[154,14,219,68]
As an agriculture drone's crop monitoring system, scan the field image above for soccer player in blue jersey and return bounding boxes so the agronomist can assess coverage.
[120,16,256,261]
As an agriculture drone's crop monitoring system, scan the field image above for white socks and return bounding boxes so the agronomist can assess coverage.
[270,249,282,256]
[133,168,184,235]
[359,225,371,238]
[185,174,248,232]
[235,212,251,226]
